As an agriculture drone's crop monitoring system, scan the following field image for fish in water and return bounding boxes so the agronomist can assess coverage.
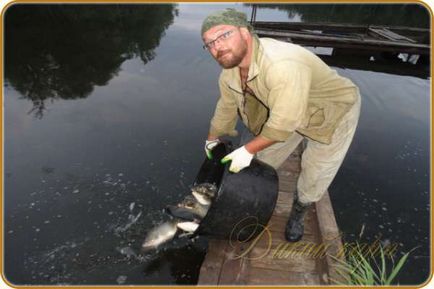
[143,183,217,251]
[177,221,199,232]
[166,195,210,220]
[141,220,199,252]
[191,183,217,205]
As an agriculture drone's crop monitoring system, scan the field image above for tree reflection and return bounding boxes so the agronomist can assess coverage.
[5,4,178,118]
[247,4,429,28]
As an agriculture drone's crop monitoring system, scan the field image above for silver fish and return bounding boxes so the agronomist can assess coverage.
[191,183,217,205]
[141,220,200,252]
[166,205,204,221]
[141,221,178,252]
[176,195,210,219]
[176,221,199,232]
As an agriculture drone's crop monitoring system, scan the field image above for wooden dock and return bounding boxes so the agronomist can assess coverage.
[250,21,430,78]
[198,145,346,285]
[251,21,430,56]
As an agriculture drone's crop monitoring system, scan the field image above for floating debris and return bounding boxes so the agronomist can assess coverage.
[116,275,127,285]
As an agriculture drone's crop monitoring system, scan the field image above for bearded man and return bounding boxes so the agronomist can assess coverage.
[202,9,361,242]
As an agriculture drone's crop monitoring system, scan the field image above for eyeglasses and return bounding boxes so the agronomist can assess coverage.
[203,30,235,50]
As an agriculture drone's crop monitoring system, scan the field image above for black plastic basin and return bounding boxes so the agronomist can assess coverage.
[194,141,279,241]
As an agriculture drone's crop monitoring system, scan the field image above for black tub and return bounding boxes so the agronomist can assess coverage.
[194,141,279,241]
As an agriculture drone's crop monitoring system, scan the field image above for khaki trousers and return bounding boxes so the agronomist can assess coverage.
[240,94,361,204]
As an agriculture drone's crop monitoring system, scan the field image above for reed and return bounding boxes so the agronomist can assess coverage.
[330,242,415,285]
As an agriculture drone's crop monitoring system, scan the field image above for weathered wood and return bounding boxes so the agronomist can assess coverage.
[278,179,296,192]
[255,28,429,55]
[252,21,372,33]
[249,253,318,273]
[315,191,347,285]
[197,239,226,284]
[252,21,429,36]
[218,240,251,285]
[258,242,322,261]
[246,268,322,285]
[368,27,416,43]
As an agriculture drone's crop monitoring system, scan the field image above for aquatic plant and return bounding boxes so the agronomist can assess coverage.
[329,242,415,285]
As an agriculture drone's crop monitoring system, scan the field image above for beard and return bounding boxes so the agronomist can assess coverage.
[215,41,248,69]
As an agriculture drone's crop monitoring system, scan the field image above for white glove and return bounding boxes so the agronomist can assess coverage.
[221,146,254,173]
[205,139,220,159]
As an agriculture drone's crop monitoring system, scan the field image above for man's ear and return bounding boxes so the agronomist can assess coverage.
[239,27,250,39]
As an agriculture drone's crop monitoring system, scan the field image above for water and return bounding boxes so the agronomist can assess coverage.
[4,3,430,285]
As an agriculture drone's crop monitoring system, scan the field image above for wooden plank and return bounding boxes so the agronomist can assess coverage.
[253,21,429,35]
[255,28,429,49]
[218,240,251,285]
[250,234,323,260]
[255,28,430,54]
[249,255,318,273]
[197,239,227,284]
[246,267,322,285]
[368,27,416,43]
[273,192,293,215]
[278,179,296,193]
[315,191,347,285]
[369,24,429,36]
[252,21,370,33]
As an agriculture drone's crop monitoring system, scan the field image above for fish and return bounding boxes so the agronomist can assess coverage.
[141,221,178,252]
[166,195,210,220]
[141,220,200,252]
[166,205,201,221]
[191,183,217,205]
[177,221,199,232]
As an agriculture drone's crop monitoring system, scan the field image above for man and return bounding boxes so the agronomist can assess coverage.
[201,9,361,242]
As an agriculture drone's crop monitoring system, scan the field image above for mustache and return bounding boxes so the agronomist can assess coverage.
[217,50,230,58]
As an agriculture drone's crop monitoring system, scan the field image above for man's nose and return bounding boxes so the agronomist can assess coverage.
[213,38,225,51]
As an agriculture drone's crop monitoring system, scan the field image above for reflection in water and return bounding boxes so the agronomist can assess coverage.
[246,4,430,28]
[4,4,178,118]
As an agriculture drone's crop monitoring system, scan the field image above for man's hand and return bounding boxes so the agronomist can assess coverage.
[205,139,220,159]
[221,146,254,173]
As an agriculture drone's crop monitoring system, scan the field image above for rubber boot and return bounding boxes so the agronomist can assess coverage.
[285,194,312,242]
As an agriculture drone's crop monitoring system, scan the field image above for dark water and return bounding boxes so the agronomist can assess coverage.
[4,3,430,285]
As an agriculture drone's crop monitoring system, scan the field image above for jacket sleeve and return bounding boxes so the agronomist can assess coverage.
[260,60,312,141]
[209,74,239,137]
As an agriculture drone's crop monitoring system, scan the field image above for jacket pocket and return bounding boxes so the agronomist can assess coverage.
[306,106,325,128]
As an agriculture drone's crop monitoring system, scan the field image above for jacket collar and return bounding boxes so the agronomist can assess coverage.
[227,35,261,94]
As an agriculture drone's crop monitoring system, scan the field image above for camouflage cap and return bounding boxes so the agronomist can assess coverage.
[201,8,253,35]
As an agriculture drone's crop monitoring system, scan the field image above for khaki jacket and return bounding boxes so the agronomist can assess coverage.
[209,36,360,144]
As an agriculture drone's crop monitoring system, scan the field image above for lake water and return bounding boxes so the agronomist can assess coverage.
[4,3,430,285]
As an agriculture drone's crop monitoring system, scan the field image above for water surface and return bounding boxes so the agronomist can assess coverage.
[4,3,430,285]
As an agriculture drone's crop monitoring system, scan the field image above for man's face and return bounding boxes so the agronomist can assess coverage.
[202,25,248,69]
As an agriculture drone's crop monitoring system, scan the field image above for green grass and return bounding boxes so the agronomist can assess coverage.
[329,242,416,285]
